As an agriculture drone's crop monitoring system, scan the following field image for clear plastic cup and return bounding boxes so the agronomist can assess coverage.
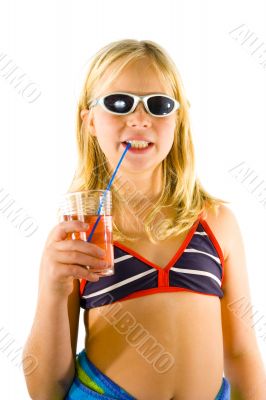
[58,190,114,276]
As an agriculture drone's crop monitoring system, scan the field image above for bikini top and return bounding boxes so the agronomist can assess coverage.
[79,216,225,310]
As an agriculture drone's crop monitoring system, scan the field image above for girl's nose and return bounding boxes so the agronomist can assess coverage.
[126,102,152,128]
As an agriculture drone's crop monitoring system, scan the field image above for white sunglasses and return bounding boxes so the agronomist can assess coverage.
[88,92,180,117]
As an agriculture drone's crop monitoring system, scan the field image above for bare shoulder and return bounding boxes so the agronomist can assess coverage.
[202,203,241,261]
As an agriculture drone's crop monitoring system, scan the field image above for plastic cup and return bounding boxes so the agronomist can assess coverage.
[58,190,114,276]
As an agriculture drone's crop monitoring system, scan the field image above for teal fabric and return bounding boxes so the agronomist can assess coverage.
[65,349,230,399]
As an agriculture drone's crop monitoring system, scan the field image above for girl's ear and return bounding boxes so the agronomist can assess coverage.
[80,109,96,136]
[80,109,88,121]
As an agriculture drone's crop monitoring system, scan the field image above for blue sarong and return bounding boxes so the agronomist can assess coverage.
[65,349,230,399]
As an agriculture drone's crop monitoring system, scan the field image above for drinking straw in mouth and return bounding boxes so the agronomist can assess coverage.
[86,142,131,242]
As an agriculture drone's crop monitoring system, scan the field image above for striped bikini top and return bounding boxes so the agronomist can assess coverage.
[80,216,225,310]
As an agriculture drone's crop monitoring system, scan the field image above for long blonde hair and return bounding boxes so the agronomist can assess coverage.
[67,39,229,244]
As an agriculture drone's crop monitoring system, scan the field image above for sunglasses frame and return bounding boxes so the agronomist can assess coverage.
[88,92,180,117]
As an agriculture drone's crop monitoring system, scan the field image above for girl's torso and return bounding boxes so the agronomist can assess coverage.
[83,207,226,400]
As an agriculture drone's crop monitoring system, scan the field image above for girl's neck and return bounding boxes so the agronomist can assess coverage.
[114,164,163,203]
[113,200,175,239]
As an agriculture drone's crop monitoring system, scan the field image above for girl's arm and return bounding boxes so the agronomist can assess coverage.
[22,220,106,400]
[219,205,266,399]
[23,279,80,400]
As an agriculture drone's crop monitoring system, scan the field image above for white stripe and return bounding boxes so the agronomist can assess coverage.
[82,269,156,299]
[194,231,208,235]
[114,254,133,264]
[171,267,222,286]
[184,248,221,264]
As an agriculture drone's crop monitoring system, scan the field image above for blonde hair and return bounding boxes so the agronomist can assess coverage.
[67,39,229,244]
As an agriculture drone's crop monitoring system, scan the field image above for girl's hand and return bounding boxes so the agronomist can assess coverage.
[39,220,107,296]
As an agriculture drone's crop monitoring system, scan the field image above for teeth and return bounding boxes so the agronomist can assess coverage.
[125,140,150,148]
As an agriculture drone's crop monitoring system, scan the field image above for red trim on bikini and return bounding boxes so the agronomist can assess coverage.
[79,278,87,296]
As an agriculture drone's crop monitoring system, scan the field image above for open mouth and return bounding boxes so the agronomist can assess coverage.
[121,141,154,153]
[121,140,153,149]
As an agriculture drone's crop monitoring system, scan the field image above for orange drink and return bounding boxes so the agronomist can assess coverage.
[58,190,114,276]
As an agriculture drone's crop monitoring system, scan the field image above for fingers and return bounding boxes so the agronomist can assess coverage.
[54,237,106,259]
[66,264,100,282]
[86,272,100,282]
[53,247,107,269]
[50,220,89,243]
[48,260,100,282]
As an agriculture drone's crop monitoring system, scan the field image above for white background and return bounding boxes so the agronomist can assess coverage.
[0,0,265,398]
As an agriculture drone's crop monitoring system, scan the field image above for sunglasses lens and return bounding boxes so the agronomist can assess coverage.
[147,96,175,115]
[104,94,134,114]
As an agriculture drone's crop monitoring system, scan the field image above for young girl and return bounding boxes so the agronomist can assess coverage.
[23,39,266,399]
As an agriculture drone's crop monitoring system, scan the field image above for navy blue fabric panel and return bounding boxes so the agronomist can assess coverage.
[80,247,158,309]
[191,223,222,259]
[175,226,223,277]
[196,223,205,232]
[80,269,158,309]
[169,225,224,298]
[174,249,222,279]
[82,248,153,296]
[169,269,223,298]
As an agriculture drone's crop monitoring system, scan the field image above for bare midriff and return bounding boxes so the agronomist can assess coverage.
[84,292,224,399]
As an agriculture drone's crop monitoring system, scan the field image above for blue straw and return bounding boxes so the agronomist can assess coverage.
[86,143,131,242]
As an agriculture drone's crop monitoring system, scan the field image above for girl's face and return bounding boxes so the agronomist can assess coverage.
[81,58,177,174]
